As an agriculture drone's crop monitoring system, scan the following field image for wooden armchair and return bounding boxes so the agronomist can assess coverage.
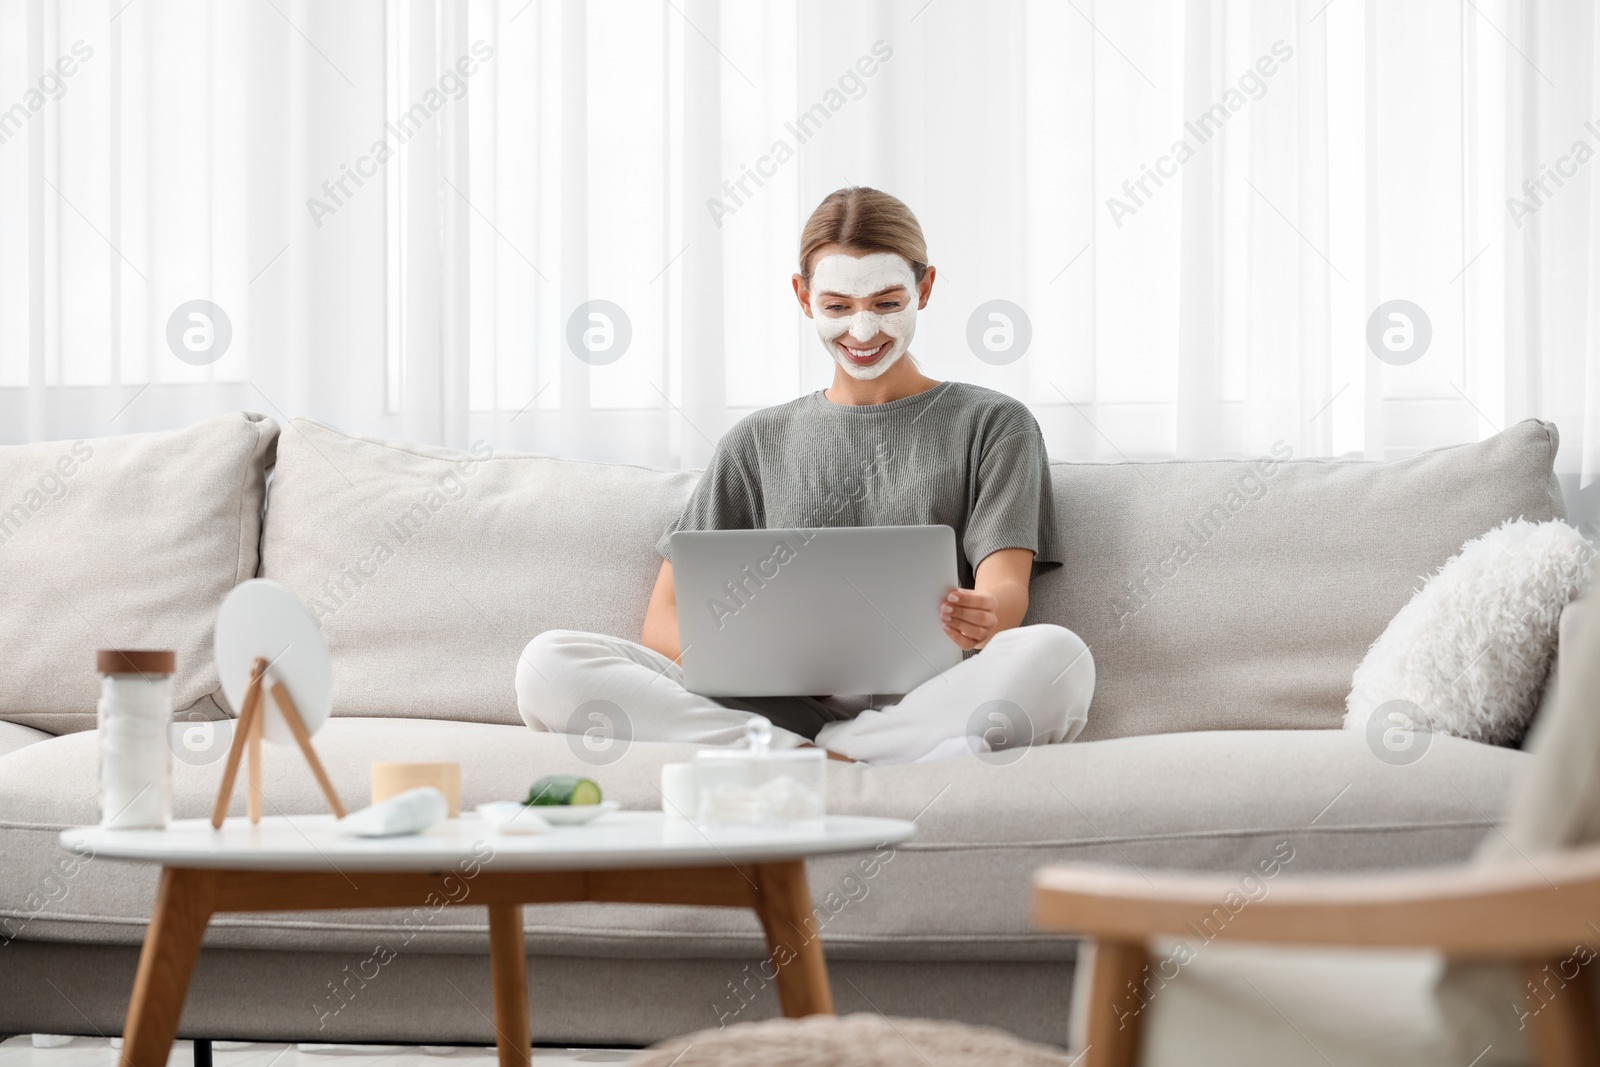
[1035,593,1600,1067]
[1034,845,1600,1067]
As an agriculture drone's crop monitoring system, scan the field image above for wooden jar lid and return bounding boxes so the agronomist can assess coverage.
[97,649,176,674]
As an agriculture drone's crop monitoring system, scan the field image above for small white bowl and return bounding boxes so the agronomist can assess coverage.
[474,801,550,835]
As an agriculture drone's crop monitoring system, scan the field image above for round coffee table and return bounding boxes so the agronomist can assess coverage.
[61,811,914,1067]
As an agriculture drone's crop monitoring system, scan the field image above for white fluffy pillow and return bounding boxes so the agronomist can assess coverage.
[1345,519,1594,745]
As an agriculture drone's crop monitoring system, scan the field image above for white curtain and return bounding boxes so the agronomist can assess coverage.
[1,0,1596,524]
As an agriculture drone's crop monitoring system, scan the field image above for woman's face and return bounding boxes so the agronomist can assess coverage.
[793,244,932,381]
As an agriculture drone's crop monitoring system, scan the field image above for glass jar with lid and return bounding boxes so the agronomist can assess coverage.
[96,649,175,829]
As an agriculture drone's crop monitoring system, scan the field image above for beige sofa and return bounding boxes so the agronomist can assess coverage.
[0,412,1573,1048]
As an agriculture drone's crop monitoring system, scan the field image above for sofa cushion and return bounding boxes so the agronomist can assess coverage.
[260,419,698,726]
[0,719,1522,960]
[0,413,279,734]
[1030,419,1565,739]
[0,721,50,759]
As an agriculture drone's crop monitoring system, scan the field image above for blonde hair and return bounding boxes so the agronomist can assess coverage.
[798,187,928,284]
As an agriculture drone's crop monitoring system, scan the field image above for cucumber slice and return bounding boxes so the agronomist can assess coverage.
[525,775,603,807]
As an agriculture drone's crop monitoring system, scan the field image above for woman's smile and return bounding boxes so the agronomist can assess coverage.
[838,339,889,365]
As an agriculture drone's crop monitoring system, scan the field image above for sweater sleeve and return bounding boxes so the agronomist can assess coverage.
[963,430,1062,577]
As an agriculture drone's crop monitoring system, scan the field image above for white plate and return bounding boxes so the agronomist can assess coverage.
[474,802,549,835]
[529,800,620,826]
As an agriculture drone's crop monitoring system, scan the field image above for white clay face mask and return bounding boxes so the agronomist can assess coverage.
[808,252,919,381]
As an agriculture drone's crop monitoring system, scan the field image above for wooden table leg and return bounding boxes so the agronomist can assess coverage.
[121,869,217,1067]
[750,860,834,1017]
[486,904,531,1067]
[1081,939,1149,1067]
[1524,956,1600,1067]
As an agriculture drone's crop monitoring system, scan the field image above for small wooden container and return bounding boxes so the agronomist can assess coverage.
[371,761,461,816]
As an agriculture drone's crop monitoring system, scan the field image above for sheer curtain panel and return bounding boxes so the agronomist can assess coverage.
[0,0,1595,526]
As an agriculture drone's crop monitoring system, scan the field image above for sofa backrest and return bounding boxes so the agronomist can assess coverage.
[261,417,1564,740]
[0,413,279,734]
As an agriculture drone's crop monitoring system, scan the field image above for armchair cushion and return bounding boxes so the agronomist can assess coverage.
[1436,585,1600,1066]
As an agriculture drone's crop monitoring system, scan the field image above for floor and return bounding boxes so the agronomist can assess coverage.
[0,1038,637,1067]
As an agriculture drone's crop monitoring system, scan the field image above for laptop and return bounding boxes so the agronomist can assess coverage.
[670,524,962,697]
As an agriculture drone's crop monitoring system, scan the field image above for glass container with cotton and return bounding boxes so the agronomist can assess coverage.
[96,649,175,829]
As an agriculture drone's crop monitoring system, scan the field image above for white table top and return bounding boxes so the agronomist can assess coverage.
[58,812,915,872]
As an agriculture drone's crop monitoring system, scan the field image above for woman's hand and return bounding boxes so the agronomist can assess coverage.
[943,547,1035,650]
[941,588,1001,649]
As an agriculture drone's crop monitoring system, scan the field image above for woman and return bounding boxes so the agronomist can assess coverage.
[517,187,1095,764]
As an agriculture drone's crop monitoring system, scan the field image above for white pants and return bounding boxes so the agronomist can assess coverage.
[515,623,1095,764]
